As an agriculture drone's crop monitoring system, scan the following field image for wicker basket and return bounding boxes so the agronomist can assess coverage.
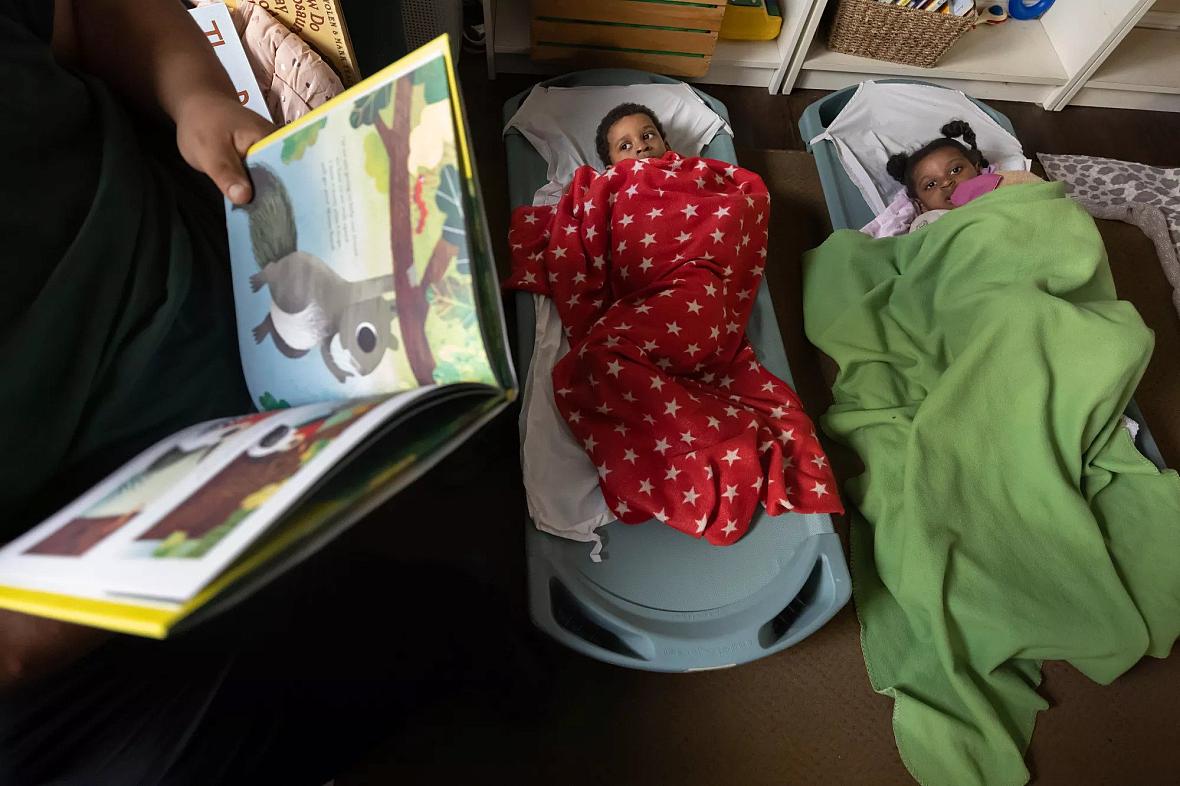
[827,0,977,68]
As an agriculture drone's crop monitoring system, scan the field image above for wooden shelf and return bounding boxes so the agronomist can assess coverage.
[496,0,794,67]
[491,0,798,89]
[801,19,1068,85]
[1086,28,1180,94]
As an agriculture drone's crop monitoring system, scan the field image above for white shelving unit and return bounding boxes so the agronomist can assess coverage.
[702,37,786,88]
[484,0,537,77]
[700,0,812,90]
[1141,0,1180,29]
[782,0,1167,109]
[793,18,1068,104]
[1070,26,1180,111]
[482,0,1180,111]
[788,0,1180,112]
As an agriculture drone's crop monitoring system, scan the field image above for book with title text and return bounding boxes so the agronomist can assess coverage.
[0,35,514,638]
[235,0,361,86]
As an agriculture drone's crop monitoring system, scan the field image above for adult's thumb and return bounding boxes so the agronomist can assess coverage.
[205,147,253,206]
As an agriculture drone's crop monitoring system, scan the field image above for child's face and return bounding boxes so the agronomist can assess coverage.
[911,146,980,211]
[606,114,669,165]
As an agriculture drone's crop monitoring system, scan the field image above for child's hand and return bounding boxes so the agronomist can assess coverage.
[175,91,275,206]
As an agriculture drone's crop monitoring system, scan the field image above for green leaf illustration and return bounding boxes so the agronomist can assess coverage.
[350,84,392,128]
[435,164,469,275]
[259,392,291,411]
[363,132,390,194]
[280,118,327,163]
[413,57,450,104]
[429,275,474,325]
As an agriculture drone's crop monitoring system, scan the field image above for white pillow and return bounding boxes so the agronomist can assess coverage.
[505,83,731,205]
[810,81,1030,214]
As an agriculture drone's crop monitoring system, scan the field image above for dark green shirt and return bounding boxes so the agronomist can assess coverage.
[0,3,252,536]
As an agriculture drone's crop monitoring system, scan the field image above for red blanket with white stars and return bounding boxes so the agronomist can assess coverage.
[504,152,842,543]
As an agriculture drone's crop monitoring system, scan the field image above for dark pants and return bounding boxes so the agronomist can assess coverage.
[0,545,541,785]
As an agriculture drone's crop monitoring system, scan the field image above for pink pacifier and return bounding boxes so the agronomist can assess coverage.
[950,173,1003,207]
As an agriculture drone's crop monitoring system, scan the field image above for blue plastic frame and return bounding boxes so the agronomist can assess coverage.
[506,69,852,672]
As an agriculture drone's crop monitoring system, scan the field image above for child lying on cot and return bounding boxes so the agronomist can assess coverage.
[864,120,1042,236]
[505,100,843,546]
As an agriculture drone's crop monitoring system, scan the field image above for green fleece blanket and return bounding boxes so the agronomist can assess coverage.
[803,182,1180,786]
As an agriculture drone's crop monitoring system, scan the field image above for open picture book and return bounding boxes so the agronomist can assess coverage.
[0,35,514,638]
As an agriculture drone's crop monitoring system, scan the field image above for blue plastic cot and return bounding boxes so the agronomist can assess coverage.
[797,81,1167,471]
[505,70,852,673]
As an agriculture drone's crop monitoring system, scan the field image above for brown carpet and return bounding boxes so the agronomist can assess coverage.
[341,151,1180,786]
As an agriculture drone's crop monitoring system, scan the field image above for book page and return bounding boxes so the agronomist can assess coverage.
[0,389,439,602]
[0,412,277,597]
[226,39,498,408]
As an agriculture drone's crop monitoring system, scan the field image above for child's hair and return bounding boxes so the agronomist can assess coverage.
[595,103,667,167]
[886,120,990,195]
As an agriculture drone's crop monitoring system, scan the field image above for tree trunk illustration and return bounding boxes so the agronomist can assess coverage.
[375,76,455,386]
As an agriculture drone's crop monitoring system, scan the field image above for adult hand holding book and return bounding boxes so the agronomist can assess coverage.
[175,90,275,205]
[0,35,515,640]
